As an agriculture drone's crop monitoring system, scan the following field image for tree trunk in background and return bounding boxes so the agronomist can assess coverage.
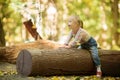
[99,1,109,49]
[111,0,120,47]
[16,48,120,77]
[0,19,5,47]
[0,40,61,63]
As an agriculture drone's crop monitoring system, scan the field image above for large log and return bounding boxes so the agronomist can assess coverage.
[0,40,61,63]
[16,48,120,77]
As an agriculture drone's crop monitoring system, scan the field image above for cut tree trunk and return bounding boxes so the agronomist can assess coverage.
[16,48,120,77]
[0,40,61,63]
[23,19,42,40]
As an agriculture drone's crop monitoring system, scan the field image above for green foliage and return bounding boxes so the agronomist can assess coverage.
[0,0,22,45]
[0,0,119,49]
[66,0,101,33]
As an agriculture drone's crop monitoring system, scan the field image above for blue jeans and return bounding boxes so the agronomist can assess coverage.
[78,37,101,66]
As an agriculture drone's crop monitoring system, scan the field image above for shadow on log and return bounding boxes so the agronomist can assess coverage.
[16,48,120,77]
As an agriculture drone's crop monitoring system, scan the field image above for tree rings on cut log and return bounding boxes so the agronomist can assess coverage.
[16,49,32,76]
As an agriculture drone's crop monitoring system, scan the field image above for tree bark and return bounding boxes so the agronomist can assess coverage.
[16,48,120,77]
[111,0,120,47]
[0,19,5,47]
[0,40,60,63]
[23,19,42,40]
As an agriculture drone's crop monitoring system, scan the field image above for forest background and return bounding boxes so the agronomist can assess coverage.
[0,0,120,50]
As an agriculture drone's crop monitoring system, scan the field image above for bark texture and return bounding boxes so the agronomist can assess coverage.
[16,48,120,77]
[0,19,5,47]
[23,19,42,40]
[0,40,60,63]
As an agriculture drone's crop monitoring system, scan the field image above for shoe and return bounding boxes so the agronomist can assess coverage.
[96,71,102,78]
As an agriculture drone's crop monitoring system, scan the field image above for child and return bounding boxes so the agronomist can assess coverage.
[63,15,102,77]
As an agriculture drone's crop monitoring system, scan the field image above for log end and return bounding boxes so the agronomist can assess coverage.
[16,49,32,76]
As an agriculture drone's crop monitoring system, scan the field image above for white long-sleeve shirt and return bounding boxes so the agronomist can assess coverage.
[64,28,91,47]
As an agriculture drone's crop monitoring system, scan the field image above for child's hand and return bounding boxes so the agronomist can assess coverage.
[64,45,71,48]
[59,45,71,48]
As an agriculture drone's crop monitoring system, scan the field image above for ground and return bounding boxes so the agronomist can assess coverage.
[0,62,119,80]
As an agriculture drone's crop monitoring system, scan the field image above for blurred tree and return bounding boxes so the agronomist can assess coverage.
[0,0,11,46]
[99,0,111,49]
[0,0,119,50]
[111,0,120,47]
[2,0,22,45]
[100,0,120,49]
[0,19,5,47]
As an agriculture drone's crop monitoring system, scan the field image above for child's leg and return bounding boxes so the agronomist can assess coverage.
[89,46,101,66]
[77,45,82,49]
[89,46,102,77]
[96,65,102,77]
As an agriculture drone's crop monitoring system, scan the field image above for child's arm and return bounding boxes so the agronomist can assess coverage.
[59,31,73,48]
[64,30,73,45]
[70,29,82,47]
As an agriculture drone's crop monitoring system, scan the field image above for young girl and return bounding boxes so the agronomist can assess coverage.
[63,15,102,77]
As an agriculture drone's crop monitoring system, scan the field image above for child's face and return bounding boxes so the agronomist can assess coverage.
[68,16,79,30]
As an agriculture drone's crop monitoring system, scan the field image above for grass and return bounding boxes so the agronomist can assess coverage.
[0,62,119,80]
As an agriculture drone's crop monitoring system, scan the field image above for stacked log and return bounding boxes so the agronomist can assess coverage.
[0,40,61,63]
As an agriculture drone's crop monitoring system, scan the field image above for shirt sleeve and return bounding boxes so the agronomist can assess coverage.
[64,30,73,45]
[70,29,82,47]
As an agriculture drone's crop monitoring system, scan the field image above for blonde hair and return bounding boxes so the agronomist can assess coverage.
[71,15,83,28]
[75,15,83,28]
